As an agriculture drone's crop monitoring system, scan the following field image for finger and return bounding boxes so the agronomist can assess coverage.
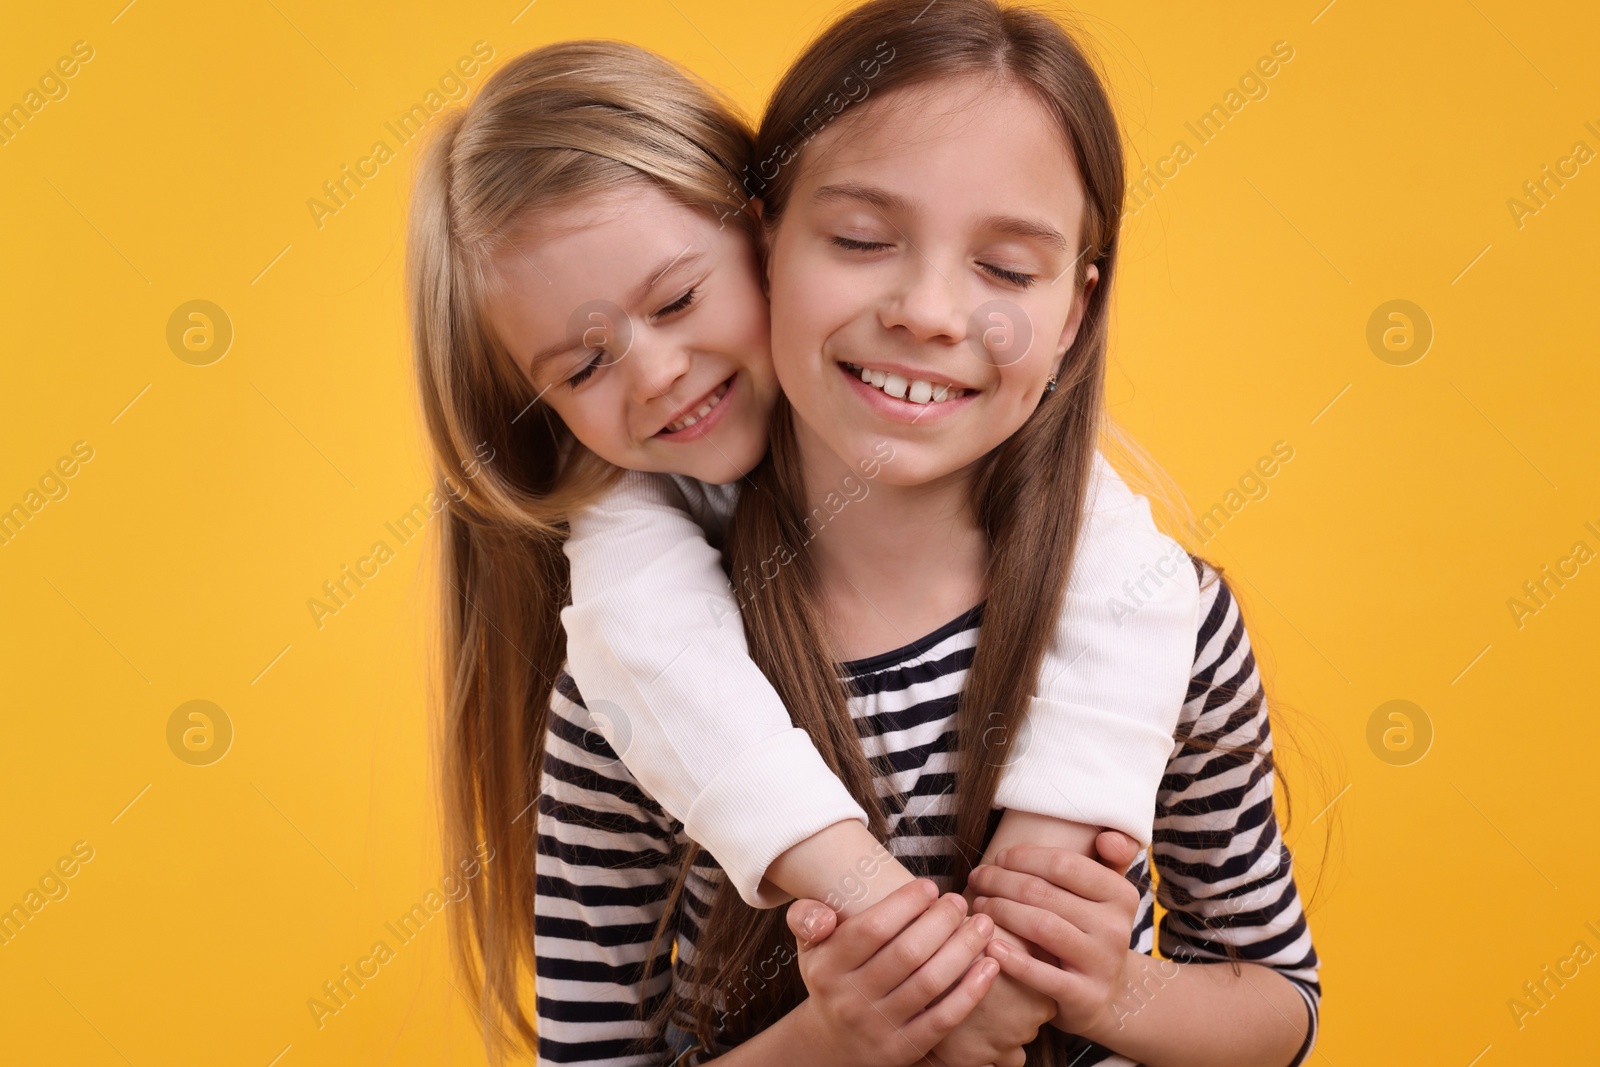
[973,896,1091,967]
[983,934,1072,1004]
[1094,830,1141,875]
[787,898,837,950]
[883,910,994,1019]
[901,956,1000,1051]
[857,890,969,993]
[828,878,941,973]
[993,844,1128,905]
[967,865,1093,936]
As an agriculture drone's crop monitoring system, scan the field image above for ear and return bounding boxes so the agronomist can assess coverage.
[1054,261,1100,357]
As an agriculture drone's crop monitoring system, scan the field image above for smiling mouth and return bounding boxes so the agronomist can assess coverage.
[659,377,733,435]
[841,362,970,405]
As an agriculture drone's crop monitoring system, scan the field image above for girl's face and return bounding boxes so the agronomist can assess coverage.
[485,181,778,485]
[764,74,1099,488]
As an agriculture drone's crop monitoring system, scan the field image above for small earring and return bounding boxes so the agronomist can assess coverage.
[1045,373,1058,394]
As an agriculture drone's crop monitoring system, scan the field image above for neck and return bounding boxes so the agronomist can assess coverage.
[790,418,989,663]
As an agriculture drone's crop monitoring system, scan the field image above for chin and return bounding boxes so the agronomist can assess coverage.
[690,462,743,486]
[869,444,975,488]
[694,445,762,486]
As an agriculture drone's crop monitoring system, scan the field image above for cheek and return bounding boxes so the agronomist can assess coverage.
[731,291,771,357]
[768,269,832,361]
[768,244,832,334]
[782,246,849,307]
[553,393,621,452]
[1016,302,1071,371]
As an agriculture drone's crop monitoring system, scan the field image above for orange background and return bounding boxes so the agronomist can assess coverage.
[2,1,1597,1063]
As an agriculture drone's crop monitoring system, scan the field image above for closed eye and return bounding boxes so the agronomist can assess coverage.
[835,234,1034,288]
[654,286,699,318]
[566,287,699,389]
[566,351,605,388]
[980,262,1036,288]
[831,235,893,253]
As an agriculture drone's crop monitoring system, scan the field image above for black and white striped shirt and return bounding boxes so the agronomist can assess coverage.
[534,558,1322,1065]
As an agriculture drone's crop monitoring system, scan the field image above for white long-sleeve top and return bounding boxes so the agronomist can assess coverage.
[560,449,1199,907]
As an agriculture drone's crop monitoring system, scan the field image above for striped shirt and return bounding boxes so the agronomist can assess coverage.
[534,558,1322,1065]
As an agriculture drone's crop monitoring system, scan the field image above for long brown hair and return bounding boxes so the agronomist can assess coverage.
[658,1,1128,1058]
[405,40,759,1063]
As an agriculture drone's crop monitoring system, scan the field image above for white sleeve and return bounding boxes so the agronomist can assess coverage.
[994,450,1200,848]
[561,470,871,908]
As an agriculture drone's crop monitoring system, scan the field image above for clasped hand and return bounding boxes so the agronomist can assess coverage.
[785,831,1141,1066]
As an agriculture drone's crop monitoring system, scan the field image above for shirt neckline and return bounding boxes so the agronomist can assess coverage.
[836,599,988,678]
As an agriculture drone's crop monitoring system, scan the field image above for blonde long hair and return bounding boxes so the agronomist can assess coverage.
[405,39,758,1061]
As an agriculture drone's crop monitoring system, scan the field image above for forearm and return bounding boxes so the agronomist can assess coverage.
[1079,951,1311,1067]
[975,810,1097,885]
[702,1006,815,1067]
[564,476,877,908]
[968,813,1098,960]
[1003,451,1198,849]
[758,819,915,919]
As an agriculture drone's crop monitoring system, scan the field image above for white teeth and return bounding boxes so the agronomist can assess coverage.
[844,363,966,405]
[664,381,730,433]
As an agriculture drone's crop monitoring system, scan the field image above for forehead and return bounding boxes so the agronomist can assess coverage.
[491,182,705,292]
[790,73,1083,219]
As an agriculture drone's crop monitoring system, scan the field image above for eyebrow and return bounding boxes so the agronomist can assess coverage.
[812,181,917,218]
[524,247,706,372]
[813,181,1069,253]
[977,213,1069,253]
[634,245,704,305]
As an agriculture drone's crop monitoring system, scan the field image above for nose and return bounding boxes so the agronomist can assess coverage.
[627,331,693,408]
[880,256,967,344]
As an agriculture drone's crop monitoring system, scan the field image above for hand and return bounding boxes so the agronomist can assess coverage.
[967,833,1143,1038]
[923,926,1054,1067]
[926,830,1139,1065]
[784,879,1001,1067]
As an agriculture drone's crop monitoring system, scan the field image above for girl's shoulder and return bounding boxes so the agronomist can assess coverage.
[1182,554,1258,708]
[1174,555,1288,768]
[1188,555,1233,648]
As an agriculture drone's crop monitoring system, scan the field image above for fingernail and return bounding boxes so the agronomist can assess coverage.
[973,913,993,936]
[973,895,989,909]
[920,879,939,899]
[990,939,1011,957]
[995,848,1011,866]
